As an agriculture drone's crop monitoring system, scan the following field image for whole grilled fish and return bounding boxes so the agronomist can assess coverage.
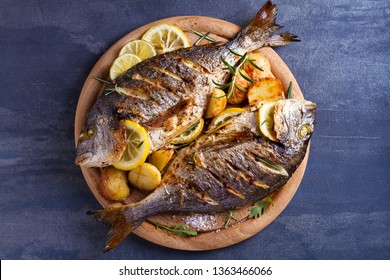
[89,99,316,251]
[75,0,298,167]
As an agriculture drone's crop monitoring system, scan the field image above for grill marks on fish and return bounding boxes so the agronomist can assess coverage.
[114,54,212,151]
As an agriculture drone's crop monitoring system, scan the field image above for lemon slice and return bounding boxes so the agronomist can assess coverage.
[119,40,157,61]
[170,118,204,145]
[109,53,141,81]
[207,108,245,132]
[258,101,278,142]
[141,23,191,54]
[113,120,150,171]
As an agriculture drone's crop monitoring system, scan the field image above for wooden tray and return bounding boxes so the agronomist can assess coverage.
[74,16,308,251]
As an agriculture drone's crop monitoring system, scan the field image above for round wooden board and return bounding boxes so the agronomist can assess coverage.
[74,16,309,251]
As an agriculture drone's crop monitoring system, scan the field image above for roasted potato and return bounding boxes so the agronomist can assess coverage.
[150,149,174,171]
[100,166,130,201]
[243,52,274,81]
[227,69,250,104]
[204,88,227,118]
[247,78,284,105]
[128,162,161,191]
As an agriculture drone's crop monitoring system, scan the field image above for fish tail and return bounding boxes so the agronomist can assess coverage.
[87,205,145,252]
[231,0,299,50]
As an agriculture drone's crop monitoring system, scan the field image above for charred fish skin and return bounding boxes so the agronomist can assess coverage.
[88,99,317,252]
[75,0,299,167]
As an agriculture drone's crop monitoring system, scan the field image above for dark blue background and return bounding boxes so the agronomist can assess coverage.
[0,0,389,259]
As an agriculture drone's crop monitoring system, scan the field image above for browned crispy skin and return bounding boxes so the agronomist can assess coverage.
[75,0,299,167]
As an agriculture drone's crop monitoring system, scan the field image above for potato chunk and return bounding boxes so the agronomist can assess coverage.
[227,69,250,104]
[247,78,283,105]
[204,88,227,118]
[128,163,161,191]
[100,166,130,201]
[243,52,274,81]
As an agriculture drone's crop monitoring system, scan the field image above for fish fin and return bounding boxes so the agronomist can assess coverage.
[231,0,299,50]
[87,207,144,252]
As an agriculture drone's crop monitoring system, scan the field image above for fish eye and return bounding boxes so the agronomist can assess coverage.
[298,124,312,139]
[85,128,95,139]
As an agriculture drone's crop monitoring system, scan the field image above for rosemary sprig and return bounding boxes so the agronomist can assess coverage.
[255,156,282,172]
[248,198,274,219]
[287,81,293,99]
[93,76,112,85]
[188,152,196,165]
[212,49,262,99]
[170,142,192,151]
[154,223,198,236]
[191,29,216,43]
[93,76,126,96]
[194,31,211,46]
[224,210,238,229]
[137,140,144,148]
[248,59,264,71]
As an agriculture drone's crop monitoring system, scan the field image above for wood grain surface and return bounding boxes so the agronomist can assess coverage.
[1,0,389,260]
[74,16,309,250]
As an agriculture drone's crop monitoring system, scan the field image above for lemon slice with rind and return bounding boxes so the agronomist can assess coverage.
[207,108,245,133]
[119,40,157,61]
[109,53,141,81]
[171,118,204,145]
[141,23,191,54]
[113,120,150,171]
[258,101,278,142]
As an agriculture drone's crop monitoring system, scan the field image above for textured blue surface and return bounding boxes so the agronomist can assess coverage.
[0,0,389,260]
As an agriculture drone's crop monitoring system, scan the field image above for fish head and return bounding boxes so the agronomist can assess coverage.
[274,99,316,151]
[75,104,126,167]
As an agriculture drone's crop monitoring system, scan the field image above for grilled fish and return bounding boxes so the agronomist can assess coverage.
[75,0,298,167]
[88,99,316,251]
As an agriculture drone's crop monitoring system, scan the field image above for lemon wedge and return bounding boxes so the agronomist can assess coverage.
[258,101,278,142]
[119,40,157,61]
[109,53,141,81]
[170,118,204,145]
[141,23,191,54]
[207,108,245,132]
[113,120,150,171]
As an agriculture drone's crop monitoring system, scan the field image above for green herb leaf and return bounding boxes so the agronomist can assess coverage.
[212,80,232,89]
[190,29,216,42]
[248,198,274,219]
[255,156,282,171]
[93,76,112,85]
[155,223,198,236]
[137,140,144,148]
[221,56,235,75]
[194,31,211,46]
[287,81,293,99]
[228,47,244,57]
[248,59,264,71]
[239,70,256,83]
[234,83,248,93]
[188,152,196,165]
[224,210,238,229]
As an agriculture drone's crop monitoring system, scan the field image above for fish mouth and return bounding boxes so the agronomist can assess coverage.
[75,152,93,165]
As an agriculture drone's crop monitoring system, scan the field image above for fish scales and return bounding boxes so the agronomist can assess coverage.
[78,1,311,252]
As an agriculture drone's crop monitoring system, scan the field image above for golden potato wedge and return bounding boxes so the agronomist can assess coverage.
[150,149,174,171]
[243,52,274,81]
[128,162,161,191]
[227,69,250,104]
[247,78,284,105]
[100,166,130,201]
[204,88,227,118]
